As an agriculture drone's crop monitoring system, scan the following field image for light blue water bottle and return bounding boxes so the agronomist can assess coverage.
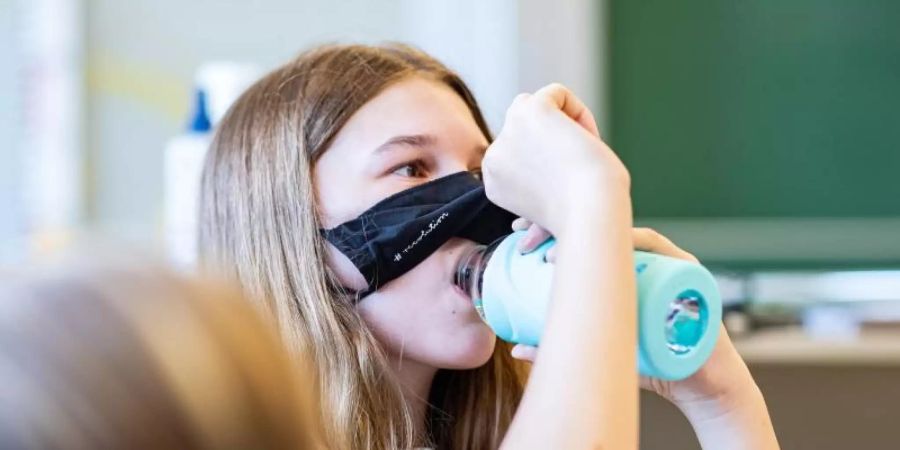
[455,231,721,380]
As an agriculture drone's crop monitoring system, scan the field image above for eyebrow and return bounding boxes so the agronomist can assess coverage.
[373,134,438,154]
[373,133,488,166]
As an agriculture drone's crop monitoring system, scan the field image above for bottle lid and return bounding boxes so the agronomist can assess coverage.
[188,88,212,133]
[195,62,261,126]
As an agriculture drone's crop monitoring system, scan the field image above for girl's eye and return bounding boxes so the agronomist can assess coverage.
[391,162,427,178]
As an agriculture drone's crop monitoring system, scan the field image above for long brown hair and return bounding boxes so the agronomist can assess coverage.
[0,261,321,450]
[198,44,525,449]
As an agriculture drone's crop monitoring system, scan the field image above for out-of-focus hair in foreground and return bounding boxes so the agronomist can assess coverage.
[0,261,322,449]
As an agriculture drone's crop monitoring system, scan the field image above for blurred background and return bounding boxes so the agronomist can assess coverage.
[1,0,899,448]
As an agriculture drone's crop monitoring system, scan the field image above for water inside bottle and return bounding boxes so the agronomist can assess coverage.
[665,289,707,355]
[456,244,489,322]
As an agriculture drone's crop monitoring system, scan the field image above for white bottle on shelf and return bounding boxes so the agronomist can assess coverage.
[163,88,212,270]
[163,63,260,270]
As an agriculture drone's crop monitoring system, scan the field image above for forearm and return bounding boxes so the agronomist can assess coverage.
[679,377,779,450]
[503,191,638,449]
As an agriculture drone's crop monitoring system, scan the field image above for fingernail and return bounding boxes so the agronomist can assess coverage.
[516,237,533,254]
[516,236,528,252]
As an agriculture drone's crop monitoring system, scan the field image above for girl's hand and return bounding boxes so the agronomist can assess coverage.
[493,85,640,450]
[509,221,778,449]
[627,228,754,410]
[628,228,778,449]
[509,222,757,409]
[483,84,629,238]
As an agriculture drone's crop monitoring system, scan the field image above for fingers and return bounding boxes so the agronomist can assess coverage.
[515,224,695,264]
[639,376,653,391]
[517,223,553,254]
[632,228,698,263]
[510,344,538,362]
[532,83,601,138]
[511,217,532,231]
[503,92,532,123]
[640,375,674,400]
[545,245,557,263]
[512,217,557,259]
[512,92,531,104]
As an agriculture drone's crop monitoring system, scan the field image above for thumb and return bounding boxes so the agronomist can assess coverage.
[510,344,539,362]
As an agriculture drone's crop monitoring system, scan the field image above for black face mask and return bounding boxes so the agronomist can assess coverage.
[322,171,515,297]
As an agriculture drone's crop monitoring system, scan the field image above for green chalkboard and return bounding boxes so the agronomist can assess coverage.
[609,1,900,219]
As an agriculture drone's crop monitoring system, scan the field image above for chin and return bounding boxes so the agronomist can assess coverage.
[438,324,498,369]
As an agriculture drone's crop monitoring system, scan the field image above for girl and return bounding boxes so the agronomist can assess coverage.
[199,43,777,449]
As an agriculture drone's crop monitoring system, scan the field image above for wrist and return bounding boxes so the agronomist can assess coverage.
[676,376,766,425]
[675,379,779,450]
[553,178,632,239]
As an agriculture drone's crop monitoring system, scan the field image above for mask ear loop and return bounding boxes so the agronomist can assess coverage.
[356,262,380,300]
[317,226,376,303]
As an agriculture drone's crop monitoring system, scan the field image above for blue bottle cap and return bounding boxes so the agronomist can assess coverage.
[188,88,212,133]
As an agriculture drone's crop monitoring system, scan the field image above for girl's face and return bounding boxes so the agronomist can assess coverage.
[315,77,496,370]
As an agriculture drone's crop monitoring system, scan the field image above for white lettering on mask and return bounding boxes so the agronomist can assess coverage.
[394,212,450,262]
